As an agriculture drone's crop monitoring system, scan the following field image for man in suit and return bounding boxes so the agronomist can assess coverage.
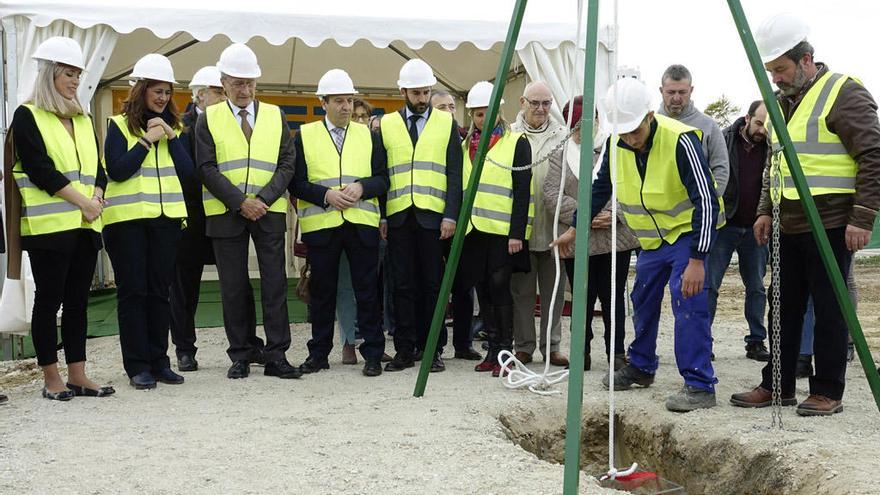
[291,69,389,377]
[379,59,463,372]
[195,43,301,380]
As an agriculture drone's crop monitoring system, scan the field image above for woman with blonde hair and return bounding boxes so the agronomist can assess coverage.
[10,36,113,400]
[103,53,193,389]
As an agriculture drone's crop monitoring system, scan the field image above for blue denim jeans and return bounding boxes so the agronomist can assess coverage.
[707,224,768,343]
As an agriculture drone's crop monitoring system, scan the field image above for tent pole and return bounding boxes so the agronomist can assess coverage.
[726,0,880,412]
[97,39,200,89]
[561,1,600,493]
[413,0,528,398]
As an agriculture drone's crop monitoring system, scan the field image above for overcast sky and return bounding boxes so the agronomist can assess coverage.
[596,0,879,117]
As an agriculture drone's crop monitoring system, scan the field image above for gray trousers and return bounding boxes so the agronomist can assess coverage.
[511,250,565,354]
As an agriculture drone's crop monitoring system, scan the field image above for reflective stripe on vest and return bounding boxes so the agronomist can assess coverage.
[296,121,379,233]
[12,104,102,235]
[616,115,701,251]
[768,72,859,201]
[203,102,287,216]
[103,114,187,225]
[381,110,452,216]
[462,131,534,239]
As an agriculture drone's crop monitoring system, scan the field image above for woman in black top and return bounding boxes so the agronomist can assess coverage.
[10,37,113,400]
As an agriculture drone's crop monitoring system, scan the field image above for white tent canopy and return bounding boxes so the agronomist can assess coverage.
[0,0,614,333]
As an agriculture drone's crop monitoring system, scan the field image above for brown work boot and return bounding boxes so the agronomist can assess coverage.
[547,351,569,367]
[730,386,797,408]
[514,351,533,364]
[342,344,358,365]
[796,394,843,416]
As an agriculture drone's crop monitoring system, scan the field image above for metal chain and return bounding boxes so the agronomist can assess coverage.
[770,149,784,430]
[484,127,578,171]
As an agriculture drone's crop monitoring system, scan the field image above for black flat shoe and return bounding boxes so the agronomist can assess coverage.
[66,383,115,397]
[454,348,483,361]
[384,353,414,372]
[264,359,303,379]
[177,354,198,372]
[130,372,157,390]
[298,357,330,374]
[363,360,382,377]
[42,387,75,401]
[430,355,446,373]
[153,368,185,385]
[0,393,7,404]
[227,360,250,379]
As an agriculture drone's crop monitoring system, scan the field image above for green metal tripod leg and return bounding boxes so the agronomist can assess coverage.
[727,0,880,412]
[413,0,529,398]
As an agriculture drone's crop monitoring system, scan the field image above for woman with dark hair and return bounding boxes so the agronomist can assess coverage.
[455,81,533,377]
[103,53,194,389]
[10,37,113,400]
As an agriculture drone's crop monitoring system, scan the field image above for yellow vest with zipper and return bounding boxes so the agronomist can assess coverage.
[12,104,102,235]
[462,130,534,240]
[615,115,709,250]
[768,71,859,202]
[103,114,187,225]
[297,121,380,233]
[203,102,287,215]
[381,109,452,217]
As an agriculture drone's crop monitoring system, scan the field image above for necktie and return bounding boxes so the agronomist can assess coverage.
[408,114,420,146]
[331,127,344,153]
[239,108,252,142]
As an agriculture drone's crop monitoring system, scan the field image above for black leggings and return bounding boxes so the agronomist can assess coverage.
[27,231,98,366]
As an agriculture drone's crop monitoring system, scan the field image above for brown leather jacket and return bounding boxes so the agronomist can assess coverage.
[757,63,880,233]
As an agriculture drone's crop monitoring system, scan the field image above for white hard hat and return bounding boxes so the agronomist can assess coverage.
[130,54,177,84]
[316,69,358,98]
[466,81,504,109]
[216,43,261,79]
[601,78,653,134]
[397,59,437,89]
[755,13,811,64]
[189,66,222,88]
[31,36,85,70]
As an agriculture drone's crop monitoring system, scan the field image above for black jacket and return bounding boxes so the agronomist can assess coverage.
[722,116,768,220]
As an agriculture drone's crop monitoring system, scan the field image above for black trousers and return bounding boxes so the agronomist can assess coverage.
[169,207,213,358]
[27,231,98,366]
[104,218,181,377]
[453,232,514,356]
[306,222,384,362]
[761,227,851,400]
[388,211,444,357]
[565,249,633,357]
[212,224,289,363]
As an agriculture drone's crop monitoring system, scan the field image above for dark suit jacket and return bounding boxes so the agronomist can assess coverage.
[290,121,390,247]
[195,100,295,238]
[379,107,463,230]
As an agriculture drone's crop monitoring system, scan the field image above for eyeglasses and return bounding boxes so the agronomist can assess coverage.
[228,80,256,90]
[526,98,553,109]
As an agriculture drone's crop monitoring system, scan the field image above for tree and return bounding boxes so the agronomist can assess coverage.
[704,95,741,128]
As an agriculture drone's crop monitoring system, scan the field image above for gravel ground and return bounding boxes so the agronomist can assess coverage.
[0,264,878,494]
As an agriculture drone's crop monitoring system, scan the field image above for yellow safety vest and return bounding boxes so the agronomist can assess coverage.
[462,130,534,240]
[615,115,710,250]
[768,72,859,201]
[103,115,187,225]
[203,102,287,216]
[381,109,452,217]
[297,121,380,233]
[12,104,102,235]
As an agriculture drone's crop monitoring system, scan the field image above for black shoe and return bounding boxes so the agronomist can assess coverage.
[299,357,330,374]
[454,347,483,360]
[41,387,75,401]
[66,383,115,397]
[413,350,424,362]
[430,355,446,373]
[265,359,303,379]
[847,343,855,363]
[0,393,7,404]
[153,368,185,385]
[363,360,382,377]
[227,360,250,379]
[384,353,415,372]
[250,349,268,366]
[795,355,813,379]
[601,365,654,391]
[130,371,157,390]
[177,353,198,372]
[745,342,770,362]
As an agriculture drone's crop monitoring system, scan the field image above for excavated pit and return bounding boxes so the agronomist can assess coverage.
[499,406,836,495]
